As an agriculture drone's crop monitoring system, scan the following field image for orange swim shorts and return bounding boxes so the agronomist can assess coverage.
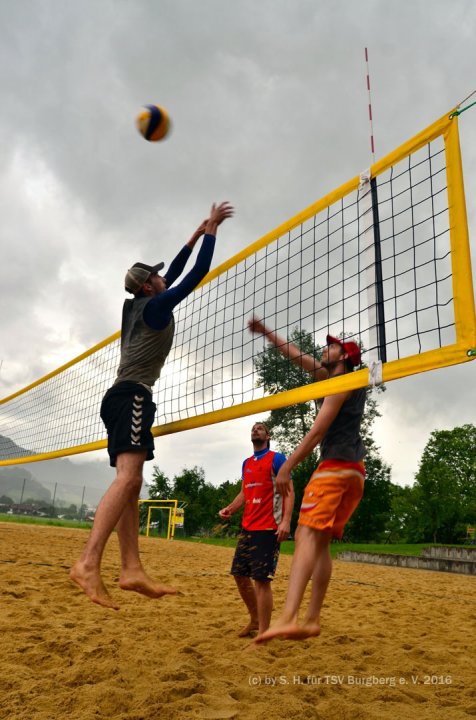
[298,460,365,539]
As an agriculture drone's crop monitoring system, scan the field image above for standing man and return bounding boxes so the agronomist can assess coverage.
[218,422,294,637]
[71,202,233,609]
[248,317,365,642]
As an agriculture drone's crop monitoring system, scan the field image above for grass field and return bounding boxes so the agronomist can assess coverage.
[182,536,438,558]
[1,513,459,558]
[0,512,93,529]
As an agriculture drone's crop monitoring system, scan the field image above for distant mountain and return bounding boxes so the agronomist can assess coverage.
[0,434,113,507]
[0,466,51,503]
[0,434,32,460]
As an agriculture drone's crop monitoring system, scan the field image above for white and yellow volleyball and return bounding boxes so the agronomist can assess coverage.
[136,104,170,142]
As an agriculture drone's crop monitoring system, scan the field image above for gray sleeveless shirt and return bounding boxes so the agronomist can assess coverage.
[320,387,366,462]
[114,297,175,388]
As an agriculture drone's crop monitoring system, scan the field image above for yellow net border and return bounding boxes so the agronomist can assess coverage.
[1,110,474,466]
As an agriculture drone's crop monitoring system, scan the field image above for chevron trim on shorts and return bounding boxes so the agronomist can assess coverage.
[130,394,144,445]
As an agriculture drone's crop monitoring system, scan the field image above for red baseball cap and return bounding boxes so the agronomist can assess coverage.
[326,335,361,367]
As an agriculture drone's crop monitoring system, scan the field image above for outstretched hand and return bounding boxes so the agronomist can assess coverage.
[210,201,234,225]
[205,202,234,235]
[248,315,268,336]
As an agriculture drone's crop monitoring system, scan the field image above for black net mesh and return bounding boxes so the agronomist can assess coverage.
[0,134,455,461]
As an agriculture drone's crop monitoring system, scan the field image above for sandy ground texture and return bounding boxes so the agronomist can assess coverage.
[0,522,475,720]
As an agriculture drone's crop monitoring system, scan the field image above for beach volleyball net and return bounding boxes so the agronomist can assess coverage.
[1,109,474,466]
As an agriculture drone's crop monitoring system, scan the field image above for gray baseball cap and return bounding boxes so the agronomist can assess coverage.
[125,261,165,294]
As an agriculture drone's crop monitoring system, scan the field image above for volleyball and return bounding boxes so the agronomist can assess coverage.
[136,104,170,142]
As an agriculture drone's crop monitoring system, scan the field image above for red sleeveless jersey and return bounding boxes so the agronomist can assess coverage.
[242,450,282,531]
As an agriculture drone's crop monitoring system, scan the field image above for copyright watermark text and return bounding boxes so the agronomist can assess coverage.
[248,674,453,687]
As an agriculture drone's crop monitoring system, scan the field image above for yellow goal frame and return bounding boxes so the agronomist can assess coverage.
[139,499,180,540]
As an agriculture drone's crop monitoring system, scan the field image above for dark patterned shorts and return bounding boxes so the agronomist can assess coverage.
[100,382,157,467]
[231,529,280,581]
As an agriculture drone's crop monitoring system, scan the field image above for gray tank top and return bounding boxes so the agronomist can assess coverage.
[320,387,366,462]
[114,297,175,388]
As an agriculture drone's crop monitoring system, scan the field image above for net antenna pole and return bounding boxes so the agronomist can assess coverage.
[365,47,376,166]
[361,48,387,378]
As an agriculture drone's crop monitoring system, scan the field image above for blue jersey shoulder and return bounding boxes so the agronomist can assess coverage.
[241,449,287,479]
[272,452,286,475]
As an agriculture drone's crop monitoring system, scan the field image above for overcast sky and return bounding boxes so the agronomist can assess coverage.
[0,0,475,491]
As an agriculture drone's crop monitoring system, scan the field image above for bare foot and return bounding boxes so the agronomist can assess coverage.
[238,619,259,637]
[254,620,321,644]
[70,562,119,610]
[119,569,177,599]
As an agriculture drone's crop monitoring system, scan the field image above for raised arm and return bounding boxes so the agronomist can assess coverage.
[248,316,328,381]
[186,219,208,250]
[144,202,233,330]
[163,202,233,302]
[163,219,208,288]
[164,200,233,288]
[275,391,351,497]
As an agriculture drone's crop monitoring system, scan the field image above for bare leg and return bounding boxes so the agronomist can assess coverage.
[70,451,146,609]
[255,526,328,643]
[303,532,332,626]
[117,492,176,599]
[234,576,259,636]
[254,579,273,634]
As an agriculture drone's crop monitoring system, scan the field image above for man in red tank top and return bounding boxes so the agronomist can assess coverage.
[219,422,295,637]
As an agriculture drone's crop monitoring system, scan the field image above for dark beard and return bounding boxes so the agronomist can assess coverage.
[252,439,267,450]
[321,359,338,369]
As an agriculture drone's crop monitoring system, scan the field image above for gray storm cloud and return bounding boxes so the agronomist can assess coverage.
[0,0,475,487]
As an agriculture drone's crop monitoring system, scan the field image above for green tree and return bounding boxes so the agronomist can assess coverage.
[214,479,243,536]
[386,484,416,542]
[173,465,205,500]
[410,424,476,543]
[147,466,173,499]
[344,387,392,541]
[140,466,173,529]
[344,435,392,542]
[254,326,391,539]
[172,466,210,535]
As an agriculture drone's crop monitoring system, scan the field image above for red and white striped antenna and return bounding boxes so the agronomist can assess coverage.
[365,47,376,165]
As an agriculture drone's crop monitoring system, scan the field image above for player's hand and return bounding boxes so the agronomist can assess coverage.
[207,202,234,229]
[276,467,292,497]
[275,520,290,543]
[218,507,232,520]
[248,315,267,336]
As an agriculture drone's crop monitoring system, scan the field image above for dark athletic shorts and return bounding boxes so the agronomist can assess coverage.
[100,382,157,467]
[231,529,280,582]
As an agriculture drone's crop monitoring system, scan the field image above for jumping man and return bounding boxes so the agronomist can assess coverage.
[248,317,365,642]
[70,202,234,609]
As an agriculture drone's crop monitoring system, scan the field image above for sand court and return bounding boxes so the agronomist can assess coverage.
[1,521,475,720]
